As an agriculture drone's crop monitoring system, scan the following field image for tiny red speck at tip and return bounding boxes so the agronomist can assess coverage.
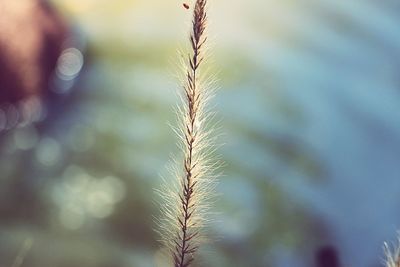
[183,3,190,9]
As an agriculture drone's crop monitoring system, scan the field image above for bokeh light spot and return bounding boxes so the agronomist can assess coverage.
[56,48,84,81]
[86,191,114,219]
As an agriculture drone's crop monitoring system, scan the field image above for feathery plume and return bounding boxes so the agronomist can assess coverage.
[157,0,220,266]
[384,234,400,267]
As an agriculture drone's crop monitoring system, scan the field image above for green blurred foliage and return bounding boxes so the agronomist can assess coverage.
[0,1,328,266]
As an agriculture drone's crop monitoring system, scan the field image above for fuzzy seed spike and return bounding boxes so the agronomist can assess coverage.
[384,234,400,267]
[157,0,220,267]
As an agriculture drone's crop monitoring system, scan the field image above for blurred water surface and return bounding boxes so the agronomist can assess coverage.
[0,0,400,267]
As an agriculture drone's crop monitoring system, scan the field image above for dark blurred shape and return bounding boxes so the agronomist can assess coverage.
[0,0,67,103]
[316,246,341,267]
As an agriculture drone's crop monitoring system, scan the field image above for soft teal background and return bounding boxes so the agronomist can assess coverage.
[1,1,400,267]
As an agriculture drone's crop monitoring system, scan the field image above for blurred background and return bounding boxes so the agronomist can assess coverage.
[0,0,400,267]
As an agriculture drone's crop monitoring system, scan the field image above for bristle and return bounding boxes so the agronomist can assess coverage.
[157,0,220,266]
